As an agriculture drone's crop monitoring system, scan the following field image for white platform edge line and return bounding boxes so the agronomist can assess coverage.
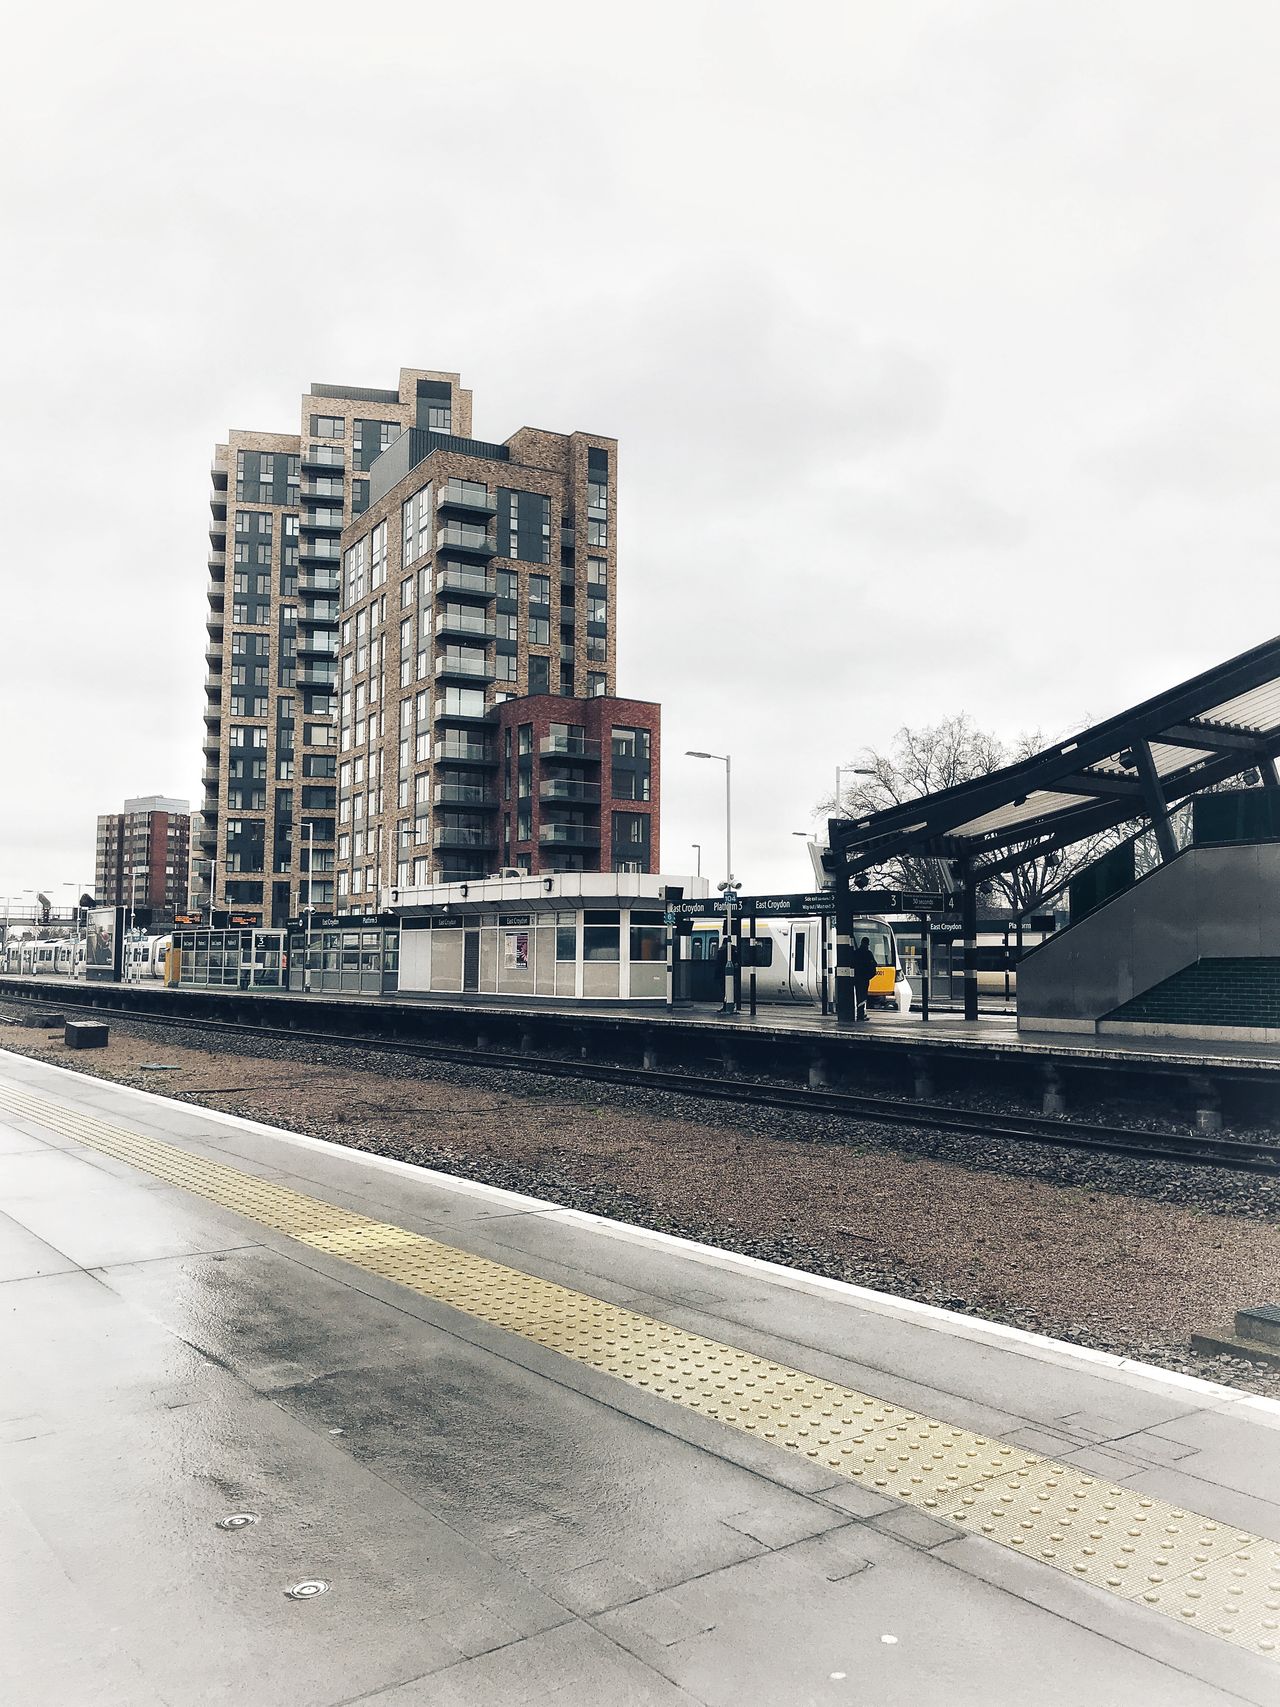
[5,1046,1278,1422]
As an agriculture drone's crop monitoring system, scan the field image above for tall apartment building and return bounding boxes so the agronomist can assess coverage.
[201,371,472,926]
[95,796,191,912]
[333,421,660,908]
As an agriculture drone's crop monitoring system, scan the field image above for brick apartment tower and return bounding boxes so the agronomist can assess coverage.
[335,419,660,905]
[202,372,473,925]
[202,370,660,924]
[95,796,191,912]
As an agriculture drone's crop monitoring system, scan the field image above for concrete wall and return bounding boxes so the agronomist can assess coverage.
[1017,842,1280,1032]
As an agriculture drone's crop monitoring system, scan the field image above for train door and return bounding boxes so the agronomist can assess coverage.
[463,929,481,993]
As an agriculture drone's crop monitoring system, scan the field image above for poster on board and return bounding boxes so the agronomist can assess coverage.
[84,906,121,981]
[503,930,529,970]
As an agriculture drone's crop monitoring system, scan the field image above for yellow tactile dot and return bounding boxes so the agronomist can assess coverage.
[2,1076,1277,1663]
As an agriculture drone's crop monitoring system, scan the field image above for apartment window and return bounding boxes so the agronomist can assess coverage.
[415,485,432,560]
[528,616,550,645]
[400,576,414,609]
[528,656,550,695]
[588,594,607,626]
[587,635,607,661]
[496,653,517,682]
[529,574,550,606]
[370,519,387,588]
[587,518,607,547]
[496,569,518,600]
[587,479,607,516]
[426,405,451,431]
[587,673,607,697]
[311,415,345,438]
[587,557,607,587]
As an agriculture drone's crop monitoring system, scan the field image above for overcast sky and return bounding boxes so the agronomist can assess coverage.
[3,0,1278,906]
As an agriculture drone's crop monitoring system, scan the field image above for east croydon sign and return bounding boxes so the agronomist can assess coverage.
[661,890,945,921]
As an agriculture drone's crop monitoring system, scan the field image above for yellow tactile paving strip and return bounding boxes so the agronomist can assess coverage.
[3,1078,1279,1659]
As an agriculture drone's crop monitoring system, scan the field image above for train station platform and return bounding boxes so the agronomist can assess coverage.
[2,1048,1278,1705]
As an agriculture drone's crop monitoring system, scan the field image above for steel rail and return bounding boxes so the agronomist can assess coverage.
[3,993,1277,1176]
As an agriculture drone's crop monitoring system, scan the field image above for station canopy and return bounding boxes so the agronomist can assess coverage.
[829,633,1280,881]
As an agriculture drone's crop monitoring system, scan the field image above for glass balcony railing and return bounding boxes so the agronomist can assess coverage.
[435,523,497,557]
[435,566,495,599]
[539,780,601,803]
[538,823,601,846]
[435,610,495,639]
[539,735,601,760]
[433,740,495,765]
[434,784,497,807]
[435,653,494,681]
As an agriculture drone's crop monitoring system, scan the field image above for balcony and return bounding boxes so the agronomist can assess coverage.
[433,740,495,766]
[540,779,601,803]
[434,783,497,807]
[298,567,340,595]
[209,494,227,521]
[202,767,220,789]
[207,583,224,610]
[538,823,601,847]
[298,542,341,566]
[436,482,498,519]
[296,665,338,688]
[435,652,495,683]
[300,445,345,473]
[295,633,338,660]
[297,601,340,626]
[203,676,222,696]
[210,452,229,491]
[435,523,497,558]
[539,735,601,762]
[202,734,221,757]
[435,610,495,640]
[299,508,344,534]
[432,826,498,850]
[300,478,345,502]
[209,519,226,545]
[204,647,223,672]
[208,550,226,580]
[434,697,490,724]
[205,608,223,634]
[435,565,495,600]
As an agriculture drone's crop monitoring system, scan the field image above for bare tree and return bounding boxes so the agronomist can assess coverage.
[821,715,1124,916]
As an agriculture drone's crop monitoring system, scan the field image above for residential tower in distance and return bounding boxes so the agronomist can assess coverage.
[200,369,660,925]
[95,795,191,912]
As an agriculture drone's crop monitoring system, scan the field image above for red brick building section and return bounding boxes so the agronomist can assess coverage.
[489,695,660,874]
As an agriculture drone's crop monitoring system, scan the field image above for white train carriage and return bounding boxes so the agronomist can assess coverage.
[123,934,173,981]
[690,915,912,1012]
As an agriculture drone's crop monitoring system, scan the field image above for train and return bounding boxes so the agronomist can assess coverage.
[3,938,84,977]
[123,934,172,981]
[688,914,911,1010]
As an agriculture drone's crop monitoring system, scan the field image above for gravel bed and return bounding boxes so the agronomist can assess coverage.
[2,1003,1278,1399]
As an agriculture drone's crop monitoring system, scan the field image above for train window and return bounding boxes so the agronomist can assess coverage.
[794,933,805,972]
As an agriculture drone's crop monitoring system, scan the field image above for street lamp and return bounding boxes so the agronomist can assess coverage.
[834,765,876,816]
[686,751,732,886]
[691,843,701,877]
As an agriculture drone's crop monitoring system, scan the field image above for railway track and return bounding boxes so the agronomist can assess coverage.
[4,992,1278,1177]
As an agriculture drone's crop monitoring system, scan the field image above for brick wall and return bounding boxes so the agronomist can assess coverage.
[1106,958,1280,1027]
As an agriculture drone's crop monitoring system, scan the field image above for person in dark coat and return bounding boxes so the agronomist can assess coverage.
[852,935,879,1021]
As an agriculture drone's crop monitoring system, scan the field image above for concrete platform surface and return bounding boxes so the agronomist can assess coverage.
[2,1046,1279,1707]
[6,973,1280,1074]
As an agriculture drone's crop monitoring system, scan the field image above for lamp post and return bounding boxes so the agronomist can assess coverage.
[834,765,876,815]
[691,843,701,877]
[685,751,732,887]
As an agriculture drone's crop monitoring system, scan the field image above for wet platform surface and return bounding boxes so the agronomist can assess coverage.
[2,1046,1280,1705]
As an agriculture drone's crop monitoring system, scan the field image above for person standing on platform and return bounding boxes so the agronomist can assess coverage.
[853,935,879,1021]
